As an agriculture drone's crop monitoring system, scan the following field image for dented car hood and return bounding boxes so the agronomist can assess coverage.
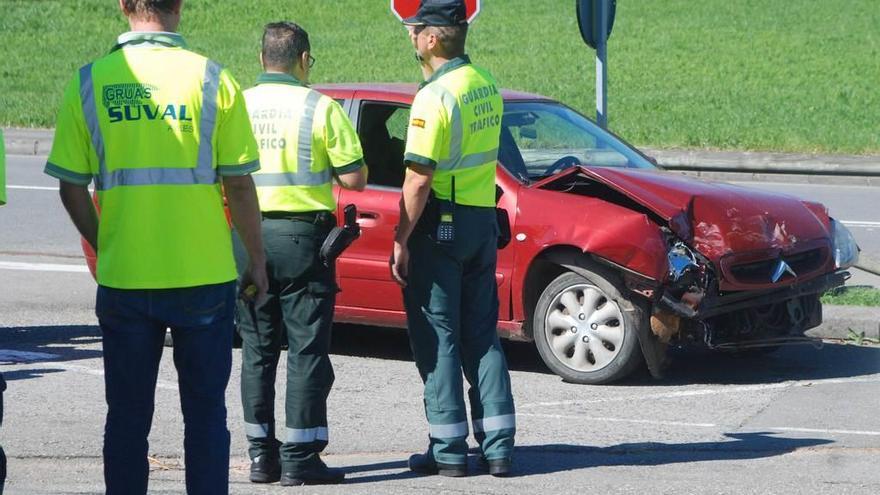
[540,167,832,261]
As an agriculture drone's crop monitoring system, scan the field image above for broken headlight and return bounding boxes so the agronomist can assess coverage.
[667,241,701,287]
[830,218,859,269]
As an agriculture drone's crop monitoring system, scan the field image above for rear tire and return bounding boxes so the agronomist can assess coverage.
[533,268,645,384]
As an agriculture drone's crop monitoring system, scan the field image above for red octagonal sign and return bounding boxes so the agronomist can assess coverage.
[391,0,481,23]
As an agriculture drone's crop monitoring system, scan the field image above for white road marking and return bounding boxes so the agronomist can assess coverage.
[7,184,59,191]
[520,413,880,437]
[768,426,880,437]
[12,362,179,391]
[519,413,718,428]
[842,221,880,228]
[519,376,880,409]
[0,261,89,273]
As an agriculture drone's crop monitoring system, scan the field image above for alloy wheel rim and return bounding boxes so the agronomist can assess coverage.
[543,283,625,373]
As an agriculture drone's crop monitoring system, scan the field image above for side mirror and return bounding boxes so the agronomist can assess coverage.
[519,126,538,140]
[646,155,659,166]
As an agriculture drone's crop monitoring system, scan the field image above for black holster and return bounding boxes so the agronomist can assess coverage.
[319,204,360,267]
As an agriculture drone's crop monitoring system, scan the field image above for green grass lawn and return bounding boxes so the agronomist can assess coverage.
[1,0,878,153]
[822,286,880,307]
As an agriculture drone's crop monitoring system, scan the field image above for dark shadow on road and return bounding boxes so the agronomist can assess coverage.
[330,323,880,386]
[336,432,833,483]
[492,432,832,477]
[330,323,555,375]
[338,459,418,484]
[0,325,102,382]
[659,343,880,386]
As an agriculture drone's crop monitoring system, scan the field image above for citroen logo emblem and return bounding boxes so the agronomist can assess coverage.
[771,259,797,283]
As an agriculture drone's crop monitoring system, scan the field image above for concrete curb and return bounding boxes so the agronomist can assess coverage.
[4,128,54,156]
[643,147,880,176]
[807,304,880,341]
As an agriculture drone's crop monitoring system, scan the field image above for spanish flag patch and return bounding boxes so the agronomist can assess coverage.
[410,118,426,129]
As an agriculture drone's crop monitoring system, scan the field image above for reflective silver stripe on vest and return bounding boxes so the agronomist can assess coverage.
[440,147,499,171]
[428,420,469,439]
[196,60,222,183]
[79,60,222,191]
[79,63,106,187]
[253,90,330,187]
[285,426,329,443]
[425,84,463,172]
[245,422,269,438]
[472,414,516,433]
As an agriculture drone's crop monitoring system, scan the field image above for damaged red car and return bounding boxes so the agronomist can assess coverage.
[82,84,860,384]
[325,84,858,384]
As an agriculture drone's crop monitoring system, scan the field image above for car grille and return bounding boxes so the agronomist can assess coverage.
[720,242,832,288]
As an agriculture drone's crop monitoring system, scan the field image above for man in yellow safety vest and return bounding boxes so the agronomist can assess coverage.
[44,1,267,493]
[235,21,367,486]
[391,0,516,478]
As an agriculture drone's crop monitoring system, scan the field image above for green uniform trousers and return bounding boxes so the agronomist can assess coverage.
[234,217,337,472]
[403,206,516,466]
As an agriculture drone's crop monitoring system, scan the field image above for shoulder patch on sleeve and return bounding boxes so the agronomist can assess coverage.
[410,118,426,129]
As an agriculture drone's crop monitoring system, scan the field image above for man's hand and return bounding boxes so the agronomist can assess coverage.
[391,163,433,289]
[223,174,268,302]
[390,240,409,288]
[239,259,269,303]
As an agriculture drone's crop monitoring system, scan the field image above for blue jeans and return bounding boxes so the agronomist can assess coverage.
[96,281,235,495]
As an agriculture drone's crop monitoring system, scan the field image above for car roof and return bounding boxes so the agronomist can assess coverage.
[312,82,551,102]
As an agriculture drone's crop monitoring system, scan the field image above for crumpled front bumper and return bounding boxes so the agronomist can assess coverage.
[660,270,849,320]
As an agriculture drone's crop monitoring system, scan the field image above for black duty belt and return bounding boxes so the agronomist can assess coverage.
[261,210,336,225]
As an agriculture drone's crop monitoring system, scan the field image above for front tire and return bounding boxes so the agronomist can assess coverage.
[533,268,644,384]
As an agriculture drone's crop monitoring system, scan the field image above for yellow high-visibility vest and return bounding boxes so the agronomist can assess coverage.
[245,72,365,213]
[404,55,502,207]
[45,32,260,289]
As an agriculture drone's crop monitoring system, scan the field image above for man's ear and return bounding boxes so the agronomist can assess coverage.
[171,0,183,15]
[425,31,438,51]
[301,50,311,70]
[118,0,129,16]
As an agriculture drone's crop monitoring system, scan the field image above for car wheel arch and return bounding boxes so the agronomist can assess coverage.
[522,247,668,380]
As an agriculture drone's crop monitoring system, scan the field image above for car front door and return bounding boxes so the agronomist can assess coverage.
[335,100,411,326]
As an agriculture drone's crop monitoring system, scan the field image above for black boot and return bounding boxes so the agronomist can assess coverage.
[476,456,512,477]
[280,458,345,486]
[408,453,467,477]
[249,455,281,483]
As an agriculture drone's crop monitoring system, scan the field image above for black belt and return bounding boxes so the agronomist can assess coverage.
[261,210,335,225]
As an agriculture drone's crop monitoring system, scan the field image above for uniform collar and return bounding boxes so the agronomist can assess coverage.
[420,54,471,88]
[112,31,187,52]
[255,72,307,87]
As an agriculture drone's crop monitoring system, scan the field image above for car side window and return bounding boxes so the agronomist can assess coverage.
[358,102,409,188]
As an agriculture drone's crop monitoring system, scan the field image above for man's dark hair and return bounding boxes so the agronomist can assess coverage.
[122,0,181,16]
[262,22,311,72]
[428,25,468,59]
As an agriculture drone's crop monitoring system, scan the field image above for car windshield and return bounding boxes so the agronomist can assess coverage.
[499,101,657,182]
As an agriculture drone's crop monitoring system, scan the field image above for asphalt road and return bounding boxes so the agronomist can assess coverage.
[2,276,880,494]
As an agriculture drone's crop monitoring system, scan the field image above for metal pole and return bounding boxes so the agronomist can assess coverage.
[596,0,608,128]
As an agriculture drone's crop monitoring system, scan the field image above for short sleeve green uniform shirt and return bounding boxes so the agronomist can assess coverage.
[404,56,503,208]
[244,73,364,213]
